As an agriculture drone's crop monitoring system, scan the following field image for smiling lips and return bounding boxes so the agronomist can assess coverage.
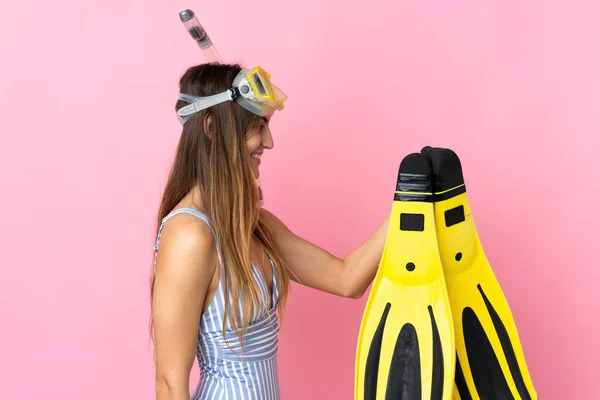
[251,153,262,164]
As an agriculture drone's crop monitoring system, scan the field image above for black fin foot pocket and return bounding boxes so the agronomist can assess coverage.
[395,152,433,202]
[420,146,465,192]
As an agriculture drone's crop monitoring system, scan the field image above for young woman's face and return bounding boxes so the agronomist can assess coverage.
[245,116,273,179]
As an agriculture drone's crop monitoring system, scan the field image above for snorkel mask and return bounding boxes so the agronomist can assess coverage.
[177,9,288,206]
[176,65,288,124]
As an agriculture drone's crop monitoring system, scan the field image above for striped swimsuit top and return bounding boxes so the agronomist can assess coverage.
[154,208,281,400]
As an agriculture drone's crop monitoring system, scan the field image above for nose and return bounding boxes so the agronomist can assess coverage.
[262,125,274,149]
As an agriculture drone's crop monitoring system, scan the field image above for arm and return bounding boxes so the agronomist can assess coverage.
[152,215,218,400]
[261,208,390,299]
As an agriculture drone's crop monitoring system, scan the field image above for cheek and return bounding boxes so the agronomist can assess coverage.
[246,134,262,152]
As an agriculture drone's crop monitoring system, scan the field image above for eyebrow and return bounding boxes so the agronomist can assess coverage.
[262,117,270,123]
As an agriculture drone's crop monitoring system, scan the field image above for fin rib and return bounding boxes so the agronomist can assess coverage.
[477,285,533,400]
[428,306,444,400]
[365,302,391,400]
[454,355,473,400]
[463,307,515,400]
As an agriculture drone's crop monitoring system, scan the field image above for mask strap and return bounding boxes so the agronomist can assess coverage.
[176,89,236,124]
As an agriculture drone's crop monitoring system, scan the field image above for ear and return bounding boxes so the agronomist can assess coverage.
[203,114,213,139]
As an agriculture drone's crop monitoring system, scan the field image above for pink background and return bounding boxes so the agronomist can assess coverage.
[1,0,598,398]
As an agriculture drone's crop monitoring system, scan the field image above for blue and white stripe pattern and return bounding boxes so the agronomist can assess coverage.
[154,208,281,399]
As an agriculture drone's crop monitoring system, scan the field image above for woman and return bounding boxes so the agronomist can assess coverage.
[150,63,390,399]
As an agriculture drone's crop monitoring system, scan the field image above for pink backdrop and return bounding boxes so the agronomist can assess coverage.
[1,0,598,398]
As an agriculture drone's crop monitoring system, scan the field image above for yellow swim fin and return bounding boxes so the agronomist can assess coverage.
[355,152,455,400]
[421,146,537,400]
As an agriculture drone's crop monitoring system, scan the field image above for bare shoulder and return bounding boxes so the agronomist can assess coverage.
[155,212,218,283]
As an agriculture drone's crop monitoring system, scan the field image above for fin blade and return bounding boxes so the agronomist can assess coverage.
[356,151,456,400]
[423,146,537,400]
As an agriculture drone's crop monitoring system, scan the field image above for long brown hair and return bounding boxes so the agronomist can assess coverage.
[150,63,290,347]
